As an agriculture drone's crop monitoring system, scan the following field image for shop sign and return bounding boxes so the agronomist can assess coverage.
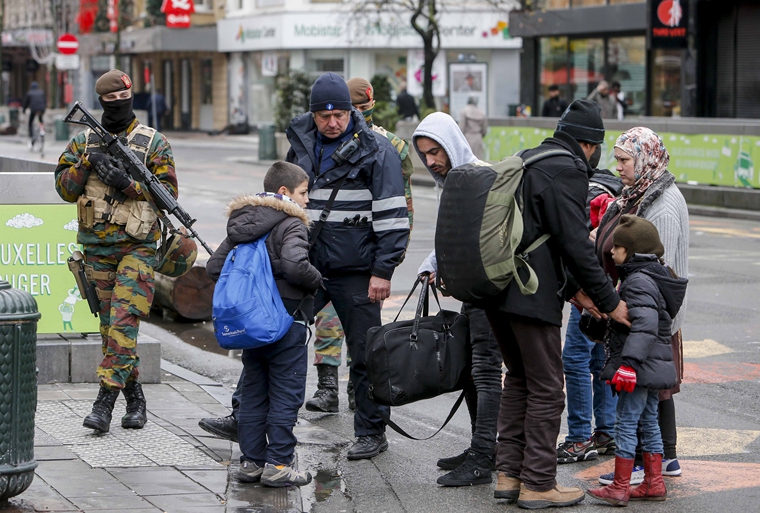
[218,11,521,52]
[648,0,688,49]
[407,49,447,98]
[449,62,488,122]
[0,205,99,334]
[161,0,196,29]
[55,53,80,71]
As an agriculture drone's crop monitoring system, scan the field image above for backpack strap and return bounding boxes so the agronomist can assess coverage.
[309,172,350,247]
[521,149,576,168]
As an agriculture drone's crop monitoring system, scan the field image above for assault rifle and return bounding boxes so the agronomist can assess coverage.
[63,101,213,256]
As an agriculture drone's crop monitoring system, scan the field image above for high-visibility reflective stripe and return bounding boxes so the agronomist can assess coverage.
[372,218,410,231]
[308,189,373,201]
[306,209,373,223]
[372,196,407,212]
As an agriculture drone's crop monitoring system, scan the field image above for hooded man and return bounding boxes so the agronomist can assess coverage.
[54,69,178,434]
[411,112,503,487]
[23,81,47,146]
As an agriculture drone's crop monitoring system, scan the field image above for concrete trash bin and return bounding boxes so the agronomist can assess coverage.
[55,118,69,141]
[0,280,39,500]
[258,124,277,161]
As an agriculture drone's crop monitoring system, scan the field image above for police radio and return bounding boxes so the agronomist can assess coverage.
[331,131,363,166]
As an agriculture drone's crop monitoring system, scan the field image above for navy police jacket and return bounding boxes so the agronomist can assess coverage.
[285,109,409,280]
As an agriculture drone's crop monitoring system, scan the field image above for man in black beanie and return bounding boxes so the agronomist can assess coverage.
[287,73,408,460]
[481,99,630,509]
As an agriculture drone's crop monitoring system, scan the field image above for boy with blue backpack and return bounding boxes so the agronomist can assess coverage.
[206,161,322,487]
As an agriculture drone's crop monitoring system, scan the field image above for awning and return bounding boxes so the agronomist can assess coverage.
[80,25,217,55]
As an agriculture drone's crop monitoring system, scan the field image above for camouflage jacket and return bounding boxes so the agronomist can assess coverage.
[369,123,415,229]
[55,119,178,246]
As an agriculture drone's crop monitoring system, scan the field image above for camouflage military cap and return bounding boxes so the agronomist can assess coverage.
[96,69,132,96]
[155,232,197,277]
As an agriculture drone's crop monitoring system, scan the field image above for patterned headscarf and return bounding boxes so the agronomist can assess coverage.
[614,127,670,209]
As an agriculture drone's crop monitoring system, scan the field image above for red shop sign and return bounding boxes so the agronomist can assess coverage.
[648,0,688,49]
[161,0,195,29]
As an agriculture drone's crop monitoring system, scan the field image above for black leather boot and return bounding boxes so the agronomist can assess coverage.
[305,364,339,413]
[83,386,120,433]
[121,381,147,429]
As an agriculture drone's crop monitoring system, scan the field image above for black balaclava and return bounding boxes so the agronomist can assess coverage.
[589,144,602,169]
[99,96,136,134]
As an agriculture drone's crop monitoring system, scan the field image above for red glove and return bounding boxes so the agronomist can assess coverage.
[611,365,637,393]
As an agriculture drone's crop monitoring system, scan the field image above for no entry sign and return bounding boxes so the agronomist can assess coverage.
[57,34,79,55]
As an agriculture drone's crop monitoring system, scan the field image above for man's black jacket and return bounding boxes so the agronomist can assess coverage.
[481,131,620,326]
[285,109,409,280]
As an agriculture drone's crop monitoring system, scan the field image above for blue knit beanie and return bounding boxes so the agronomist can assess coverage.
[310,73,352,113]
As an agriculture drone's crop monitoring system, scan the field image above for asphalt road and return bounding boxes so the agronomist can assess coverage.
[8,133,760,512]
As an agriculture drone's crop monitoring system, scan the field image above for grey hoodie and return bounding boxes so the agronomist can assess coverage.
[412,112,483,273]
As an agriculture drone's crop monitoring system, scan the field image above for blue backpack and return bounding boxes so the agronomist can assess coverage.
[212,233,293,349]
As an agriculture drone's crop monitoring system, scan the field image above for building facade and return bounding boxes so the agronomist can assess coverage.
[511,0,760,119]
[217,0,522,127]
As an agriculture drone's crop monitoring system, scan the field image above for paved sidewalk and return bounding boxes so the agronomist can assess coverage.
[4,361,345,513]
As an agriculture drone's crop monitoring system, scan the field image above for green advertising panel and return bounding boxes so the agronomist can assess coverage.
[485,127,760,189]
[0,204,100,334]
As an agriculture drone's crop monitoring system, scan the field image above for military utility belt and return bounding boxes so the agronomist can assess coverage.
[76,125,159,240]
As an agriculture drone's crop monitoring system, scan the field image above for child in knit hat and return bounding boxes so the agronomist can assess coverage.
[587,215,688,506]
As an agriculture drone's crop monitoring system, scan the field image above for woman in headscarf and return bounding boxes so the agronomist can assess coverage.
[592,126,689,491]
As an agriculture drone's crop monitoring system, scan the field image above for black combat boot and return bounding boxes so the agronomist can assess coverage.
[83,385,120,433]
[346,377,356,411]
[121,381,148,429]
[305,364,339,413]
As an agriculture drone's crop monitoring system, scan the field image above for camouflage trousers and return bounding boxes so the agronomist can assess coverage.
[313,302,350,367]
[84,241,157,390]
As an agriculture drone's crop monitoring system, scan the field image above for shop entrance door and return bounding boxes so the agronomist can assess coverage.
[180,59,192,130]
[162,60,174,130]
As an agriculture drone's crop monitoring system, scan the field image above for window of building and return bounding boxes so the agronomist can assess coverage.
[650,49,682,117]
[310,59,344,76]
[535,0,642,8]
[538,35,646,117]
[201,59,213,105]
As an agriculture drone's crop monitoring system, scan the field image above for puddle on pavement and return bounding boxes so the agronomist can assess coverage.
[300,446,349,511]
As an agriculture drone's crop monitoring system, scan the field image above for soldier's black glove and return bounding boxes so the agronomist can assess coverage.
[94,156,132,191]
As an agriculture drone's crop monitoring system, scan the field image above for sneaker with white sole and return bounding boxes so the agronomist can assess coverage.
[599,465,644,485]
[237,460,263,483]
[557,438,599,464]
[261,462,312,487]
[662,458,682,476]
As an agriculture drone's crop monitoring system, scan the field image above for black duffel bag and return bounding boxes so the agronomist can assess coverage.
[366,275,470,408]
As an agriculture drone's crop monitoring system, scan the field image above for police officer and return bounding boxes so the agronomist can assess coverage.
[55,69,178,433]
[290,72,409,460]
[304,77,415,413]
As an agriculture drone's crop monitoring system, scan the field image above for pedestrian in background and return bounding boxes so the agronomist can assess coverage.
[396,81,420,121]
[413,112,503,487]
[23,81,46,147]
[610,81,626,120]
[587,81,617,120]
[147,89,169,132]
[482,100,629,509]
[206,162,322,488]
[587,215,686,506]
[54,69,177,433]
[593,126,689,487]
[541,84,568,118]
[459,96,488,160]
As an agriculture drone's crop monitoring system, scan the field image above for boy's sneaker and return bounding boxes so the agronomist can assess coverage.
[237,460,263,483]
[261,462,312,487]
[662,458,682,476]
[592,431,617,455]
[598,465,644,485]
[557,438,599,463]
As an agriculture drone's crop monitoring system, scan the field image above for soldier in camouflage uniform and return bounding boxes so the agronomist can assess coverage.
[55,70,178,433]
[304,78,414,413]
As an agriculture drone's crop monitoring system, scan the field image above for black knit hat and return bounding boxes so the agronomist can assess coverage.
[612,215,665,259]
[555,99,605,144]
[310,73,352,113]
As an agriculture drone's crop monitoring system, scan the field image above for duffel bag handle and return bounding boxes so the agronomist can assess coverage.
[393,275,425,323]
[378,390,466,441]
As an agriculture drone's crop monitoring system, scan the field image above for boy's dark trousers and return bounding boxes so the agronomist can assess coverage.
[237,323,308,465]
[313,273,388,437]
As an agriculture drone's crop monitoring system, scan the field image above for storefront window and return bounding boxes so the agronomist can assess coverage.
[608,0,644,4]
[535,0,643,8]
[572,0,605,6]
[650,49,682,117]
[607,36,645,116]
[539,37,569,108]
[569,38,604,102]
[535,0,569,8]
[201,59,213,106]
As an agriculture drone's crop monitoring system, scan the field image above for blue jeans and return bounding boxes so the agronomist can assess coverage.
[237,323,308,465]
[562,307,617,442]
[615,386,663,460]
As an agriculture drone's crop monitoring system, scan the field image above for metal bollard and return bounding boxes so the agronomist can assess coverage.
[0,280,40,500]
